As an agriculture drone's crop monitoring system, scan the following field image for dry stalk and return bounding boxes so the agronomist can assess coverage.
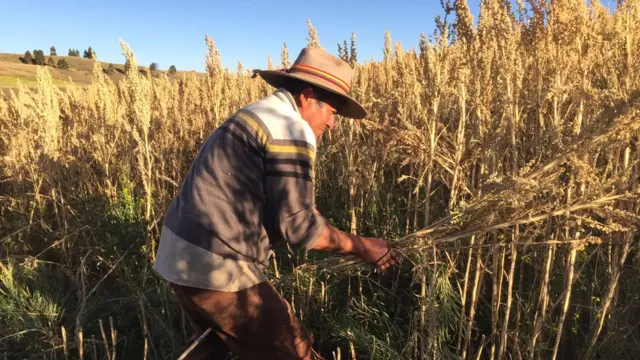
[498,239,517,360]
[299,193,630,273]
[419,271,427,358]
[139,297,150,360]
[456,234,475,354]
[98,319,111,360]
[176,328,212,360]
[462,243,484,360]
[489,240,504,360]
[449,75,468,212]
[529,244,555,359]
[551,247,576,360]
[109,316,116,360]
[583,232,633,360]
[78,329,84,360]
[62,326,68,360]
[92,335,97,360]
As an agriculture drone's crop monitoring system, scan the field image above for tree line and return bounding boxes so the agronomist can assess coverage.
[20,45,178,75]
[21,48,68,69]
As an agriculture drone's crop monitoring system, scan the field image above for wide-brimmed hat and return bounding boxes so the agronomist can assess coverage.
[253,47,367,119]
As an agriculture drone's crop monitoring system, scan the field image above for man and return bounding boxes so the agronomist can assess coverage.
[153,47,399,359]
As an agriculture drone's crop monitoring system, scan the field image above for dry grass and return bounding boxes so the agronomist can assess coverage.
[1,1,640,359]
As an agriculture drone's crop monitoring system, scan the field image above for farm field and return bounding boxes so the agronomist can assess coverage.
[0,52,204,95]
[0,53,123,86]
[1,1,639,360]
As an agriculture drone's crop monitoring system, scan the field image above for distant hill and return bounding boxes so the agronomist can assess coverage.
[0,52,206,93]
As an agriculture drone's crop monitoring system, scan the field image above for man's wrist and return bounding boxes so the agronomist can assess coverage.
[344,232,364,257]
[329,226,360,255]
[312,223,366,256]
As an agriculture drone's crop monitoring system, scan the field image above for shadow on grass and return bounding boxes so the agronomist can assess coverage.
[0,167,189,359]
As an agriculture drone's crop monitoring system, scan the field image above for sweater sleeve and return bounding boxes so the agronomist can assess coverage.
[262,123,327,250]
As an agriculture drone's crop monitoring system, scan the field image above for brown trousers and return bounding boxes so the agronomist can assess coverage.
[171,281,324,360]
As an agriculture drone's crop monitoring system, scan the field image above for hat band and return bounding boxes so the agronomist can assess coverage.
[290,64,350,94]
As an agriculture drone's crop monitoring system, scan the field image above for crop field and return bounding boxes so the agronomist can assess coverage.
[1,1,639,359]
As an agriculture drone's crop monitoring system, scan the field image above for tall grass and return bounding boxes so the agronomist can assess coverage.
[1,1,640,359]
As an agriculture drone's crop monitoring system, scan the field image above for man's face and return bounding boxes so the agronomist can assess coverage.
[297,88,342,139]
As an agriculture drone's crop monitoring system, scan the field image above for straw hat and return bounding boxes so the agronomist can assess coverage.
[253,47,367,119]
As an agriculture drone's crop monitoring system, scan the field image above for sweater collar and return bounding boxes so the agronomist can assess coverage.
[272,88,300,114]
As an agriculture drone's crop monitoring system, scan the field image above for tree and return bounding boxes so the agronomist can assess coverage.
[168,65,177,74]
[338,40,348,62]
[23,50,33,64]
[149,62,158,73]
[57,58,69,70]
[68,49,80,57]
[83,46,95,59]
[47,57,55,67]
[33,50,46,66]
[50,46,57,56]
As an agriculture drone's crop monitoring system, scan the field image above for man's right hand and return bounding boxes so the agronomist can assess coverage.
[311,223,400,270]
[354,237,400,270]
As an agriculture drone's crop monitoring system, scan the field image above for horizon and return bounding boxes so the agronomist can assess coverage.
[1,0,618,73]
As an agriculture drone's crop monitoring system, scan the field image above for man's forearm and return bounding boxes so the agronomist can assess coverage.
[308,218,397,270]
[311,223,363,256]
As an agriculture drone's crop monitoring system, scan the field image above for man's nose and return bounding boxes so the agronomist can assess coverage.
[327,116,335,130]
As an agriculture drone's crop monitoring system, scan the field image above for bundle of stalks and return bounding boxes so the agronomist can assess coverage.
[299,97,640,273]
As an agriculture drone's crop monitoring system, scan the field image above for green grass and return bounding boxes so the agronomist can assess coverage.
[0,75,70,88]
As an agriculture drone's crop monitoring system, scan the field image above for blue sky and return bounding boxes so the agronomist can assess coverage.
[0,0,617,72]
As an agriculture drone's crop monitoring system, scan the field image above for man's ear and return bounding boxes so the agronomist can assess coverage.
[299,87,316,106]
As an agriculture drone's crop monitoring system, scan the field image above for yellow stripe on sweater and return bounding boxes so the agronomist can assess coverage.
[236,112,268,146]
[266,144,315,160]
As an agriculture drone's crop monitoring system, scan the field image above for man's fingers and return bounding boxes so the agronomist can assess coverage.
[385,250,400,267]
[391,250,401,262]
[367,240,401,271]
[374,249,391,265]
[380,249,398,264]
[376,253,398,271]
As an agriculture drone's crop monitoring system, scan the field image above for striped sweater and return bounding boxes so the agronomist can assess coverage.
[152,88,326,291]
